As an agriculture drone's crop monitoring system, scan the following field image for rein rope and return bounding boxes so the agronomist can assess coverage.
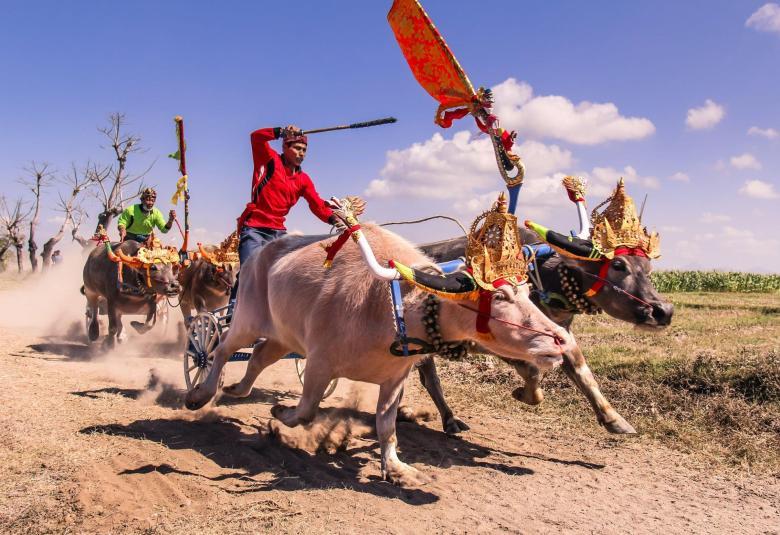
[579,267,655,309]
[456,303,564,347]
[380,215,468,237]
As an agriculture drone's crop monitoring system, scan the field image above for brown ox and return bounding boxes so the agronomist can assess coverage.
[177,258,236,324]
[185,225,574,486]
[82,241,181,348]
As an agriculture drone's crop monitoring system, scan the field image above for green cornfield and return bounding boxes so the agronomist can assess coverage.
[651,270,780,293]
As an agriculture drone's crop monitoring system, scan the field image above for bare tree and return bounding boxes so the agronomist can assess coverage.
[19,162,55,272]
[40,163,94,268]
[0,236,10,272]
[90,113,154,234]
[0,196,32,273]
[71,207,92,249]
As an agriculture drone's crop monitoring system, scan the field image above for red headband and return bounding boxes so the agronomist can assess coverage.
[283,133,308,146]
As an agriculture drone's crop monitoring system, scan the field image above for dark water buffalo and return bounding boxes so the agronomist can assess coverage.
[416,228,673,434]
[177,258,236,324]
[82,241,181,348]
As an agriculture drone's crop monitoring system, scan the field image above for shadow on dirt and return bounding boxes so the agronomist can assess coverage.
[28,342,95,361]
[216,387,299,406]
[76,401,564,503]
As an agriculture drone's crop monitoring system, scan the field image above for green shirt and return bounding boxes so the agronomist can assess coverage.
[117,205,169,235]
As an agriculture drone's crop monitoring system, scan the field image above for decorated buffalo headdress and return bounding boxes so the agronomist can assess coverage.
[526,178,661,261]
[197,231,240,270]
[106,234,180,287]
[391,192,528,299]
[590,179,660,259]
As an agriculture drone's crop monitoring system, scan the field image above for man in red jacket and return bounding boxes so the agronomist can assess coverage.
[230,124,342,305]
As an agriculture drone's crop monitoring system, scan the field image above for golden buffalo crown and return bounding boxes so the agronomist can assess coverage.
[137,235,180,265]
[590,178,660,259]
[465,192,528,290]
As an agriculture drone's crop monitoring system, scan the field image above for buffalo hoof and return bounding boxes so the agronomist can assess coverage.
[184,385,213,411]
[396,405,417,422]
[222,381,252,398]
[271,404,299,427]
[443,416,470,435]
[383,462,431,488]
[87,323,99,342]
[601,415,637,435]
[511,385,544,405]
[130,321,152,334]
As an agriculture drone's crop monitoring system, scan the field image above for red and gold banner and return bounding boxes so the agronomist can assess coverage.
[387,0,475,109]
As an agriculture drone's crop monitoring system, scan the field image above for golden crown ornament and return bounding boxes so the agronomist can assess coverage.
[198,231,240,268]
[137,235,180,265]
[466,192,528,290]
[590,178,660,259]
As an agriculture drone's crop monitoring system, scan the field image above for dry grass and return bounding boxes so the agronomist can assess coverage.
[436,292,780,475]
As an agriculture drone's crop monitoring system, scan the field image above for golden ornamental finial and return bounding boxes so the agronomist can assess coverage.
[590,179,660,259]
[466,192,527,289]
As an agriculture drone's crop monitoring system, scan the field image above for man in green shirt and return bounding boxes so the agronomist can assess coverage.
[117,188,176,242]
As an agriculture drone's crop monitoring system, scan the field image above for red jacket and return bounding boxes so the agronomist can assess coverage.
[237,127,333,232]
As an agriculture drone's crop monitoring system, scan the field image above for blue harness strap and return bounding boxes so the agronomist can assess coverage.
[390,279,409,356]
[507,184,522,214]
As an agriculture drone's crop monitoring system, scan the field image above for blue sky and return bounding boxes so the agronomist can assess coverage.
[1,1,778,271]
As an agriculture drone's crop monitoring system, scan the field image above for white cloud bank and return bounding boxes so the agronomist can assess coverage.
[748,126,779,139]
[365,131,573,201]
[739,179,779,199]
[490,78,655,145]
[730,153,762,170]
[686,99,725,130]
[669,172,690,182]
[746,3,780,34]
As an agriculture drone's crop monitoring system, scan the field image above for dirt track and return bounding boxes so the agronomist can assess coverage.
[1,319,779,534]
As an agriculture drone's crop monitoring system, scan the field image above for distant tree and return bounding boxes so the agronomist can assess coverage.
[0,236,10,272]
[40,163,94,269]
[19,162,55,272]
[90,113,154,234]
[0,196,32,273]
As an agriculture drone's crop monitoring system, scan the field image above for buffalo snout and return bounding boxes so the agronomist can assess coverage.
[165,281,182,296]
[651,301,674,326]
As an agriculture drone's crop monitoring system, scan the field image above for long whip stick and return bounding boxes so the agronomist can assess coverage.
[302,117,397,135]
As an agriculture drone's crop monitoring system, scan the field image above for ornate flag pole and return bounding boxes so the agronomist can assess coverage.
[170,116,189,254]
[387,0,525,213]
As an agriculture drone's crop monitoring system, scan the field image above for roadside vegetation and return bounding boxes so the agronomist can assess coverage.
[435,291,780,475]
[652,270,780,293]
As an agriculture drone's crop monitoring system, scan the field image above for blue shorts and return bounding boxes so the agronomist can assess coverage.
[238,226,286,265]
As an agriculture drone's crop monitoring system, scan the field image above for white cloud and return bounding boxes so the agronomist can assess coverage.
[585,165,660,195]
[365,130,573,202]
[739,179,779,199]
[746,3,780,33]
[669,172,690,182]
[661,225,684,233]
[747,126,779,139]
[700,212,732,223]
[730,153,762,170]
[491,78,655,145]
[686,99,725,130]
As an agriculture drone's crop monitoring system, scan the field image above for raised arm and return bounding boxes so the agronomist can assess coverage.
[250,127,283,170]
[300,175,334,224]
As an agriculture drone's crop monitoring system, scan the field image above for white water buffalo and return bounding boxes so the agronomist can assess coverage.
[82,240,181,348]
[185,224,574,486]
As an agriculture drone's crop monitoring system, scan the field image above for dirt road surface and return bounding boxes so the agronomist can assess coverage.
[1,319,778,534]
